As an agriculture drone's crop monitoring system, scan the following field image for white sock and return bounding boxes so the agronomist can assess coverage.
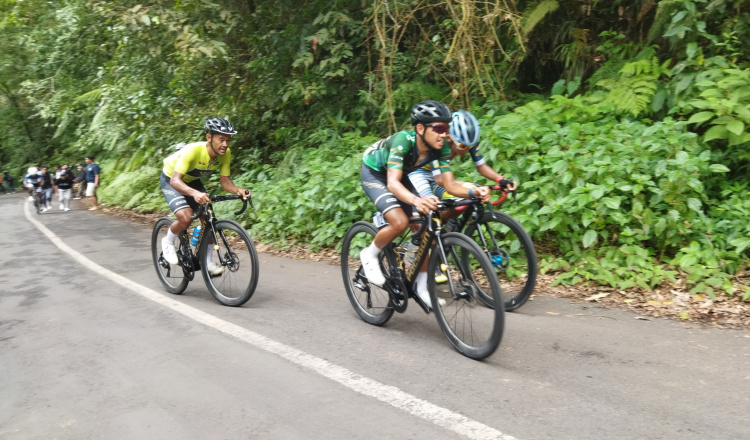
[365,242,381,258]
[416,271,429,299]
[166,229,178,245]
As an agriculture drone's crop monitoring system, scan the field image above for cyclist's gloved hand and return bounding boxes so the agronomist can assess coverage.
[498,179,517,192]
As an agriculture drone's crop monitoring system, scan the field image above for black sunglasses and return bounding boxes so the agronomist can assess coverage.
[426,123,449,134]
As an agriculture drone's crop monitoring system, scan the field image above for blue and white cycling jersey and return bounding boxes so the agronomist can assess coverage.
[24,172,43,188]
[408,145,485,198]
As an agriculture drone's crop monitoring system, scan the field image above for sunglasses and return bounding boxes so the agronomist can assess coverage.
[453,141,472,151]
[426,124,449,134]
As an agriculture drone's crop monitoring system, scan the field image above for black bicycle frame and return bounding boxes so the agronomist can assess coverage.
[382,199,475,311]
[180,194,251,274]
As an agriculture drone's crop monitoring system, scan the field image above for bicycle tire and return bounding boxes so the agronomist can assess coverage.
[34,192,42,214]
[200,219,259,307]
[151,217,190,294]
[341,221,394,326]
[463,211,537,312]
[429,232,504,360]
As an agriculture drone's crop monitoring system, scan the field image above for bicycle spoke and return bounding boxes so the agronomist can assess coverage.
[464,212,537,311]
[341,222,393,326]
[430,232,504,360]
[201,220,259,307]
[151,218,189,294]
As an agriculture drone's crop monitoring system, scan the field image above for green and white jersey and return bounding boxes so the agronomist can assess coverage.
[362,130,452,174]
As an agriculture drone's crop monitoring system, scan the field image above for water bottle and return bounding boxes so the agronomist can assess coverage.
[190,225,202,246]
[403,235,420,266]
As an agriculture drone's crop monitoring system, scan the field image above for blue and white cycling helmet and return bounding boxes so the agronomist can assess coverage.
[449,110,480,147]
[204,117,237,135]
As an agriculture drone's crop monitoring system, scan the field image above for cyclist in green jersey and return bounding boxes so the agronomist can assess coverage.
[160,117,251,272]
[359,100,491,309]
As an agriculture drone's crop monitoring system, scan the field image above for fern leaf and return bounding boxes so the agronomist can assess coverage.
[521,0,560,37]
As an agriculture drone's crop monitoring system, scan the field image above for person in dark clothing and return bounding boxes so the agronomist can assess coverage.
[3,172,14,192]
[54,169,74,211]
[39,166,54,211]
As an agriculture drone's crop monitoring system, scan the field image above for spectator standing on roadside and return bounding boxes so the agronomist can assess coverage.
[57,164,73,208]
[73,163,86,199]
[84,155,100,210]
[39,166,54,211]
[54,169,74,211]
[53,165,62,198]
[3,172,13,192]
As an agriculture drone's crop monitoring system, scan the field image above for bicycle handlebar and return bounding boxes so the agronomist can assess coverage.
[189,192,253,220]
[453,184,510,213]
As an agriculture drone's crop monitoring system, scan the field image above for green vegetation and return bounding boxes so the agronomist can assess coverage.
[1,0,748,299]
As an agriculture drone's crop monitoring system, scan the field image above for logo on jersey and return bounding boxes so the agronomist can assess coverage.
[397,145,403,151]
[406,134,415,141]
[386,198,397,203]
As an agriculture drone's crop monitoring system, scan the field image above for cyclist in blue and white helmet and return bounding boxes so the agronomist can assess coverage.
[408,109,517,204]
[449,109,480,147]
[157,116,250,272]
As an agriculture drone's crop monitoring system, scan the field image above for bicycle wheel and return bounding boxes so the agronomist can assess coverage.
[152,217,189,294]
[464,212,537,311]
[200,220,259,307]
[429,232,504,360]
[341,221,394,326]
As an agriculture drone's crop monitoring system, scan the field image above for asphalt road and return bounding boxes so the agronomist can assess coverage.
[1,193,748,440]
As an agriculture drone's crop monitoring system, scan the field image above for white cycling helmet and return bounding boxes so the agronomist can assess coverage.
[449,110,480,147]
[27,166,38,175]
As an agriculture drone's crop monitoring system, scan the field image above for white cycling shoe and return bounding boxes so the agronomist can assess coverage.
[416,289,446,310]
[206,261,225,276]
[161,236,179,265]
[359,249,385,287]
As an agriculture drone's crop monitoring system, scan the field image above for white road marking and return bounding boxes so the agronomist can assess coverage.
[24,201,518,440]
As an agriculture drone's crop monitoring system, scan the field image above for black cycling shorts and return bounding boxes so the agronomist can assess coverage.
[160,173,206,214]
[360,163,416,217]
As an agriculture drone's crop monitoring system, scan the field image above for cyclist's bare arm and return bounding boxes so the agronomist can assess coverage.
[440,171,491,203]
[219,175,250,200]
[170,171,210,205]
[386,169,437,215]
[476,163,503,183]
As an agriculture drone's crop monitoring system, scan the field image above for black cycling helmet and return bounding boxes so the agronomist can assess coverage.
[204,117,237,135]
[449,110,480,147]
[410,100,452,126]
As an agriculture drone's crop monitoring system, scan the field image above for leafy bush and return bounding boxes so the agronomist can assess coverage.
[478,95,748,297]
[216,126,379,251]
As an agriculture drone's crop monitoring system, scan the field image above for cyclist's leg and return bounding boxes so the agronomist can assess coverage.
[359,165,411,285]
[159,173,200,264]
[407,167,436,198]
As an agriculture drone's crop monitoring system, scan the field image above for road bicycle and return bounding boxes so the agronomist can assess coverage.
[341,200,505,360]
[32,186,43,214]
[445,185,537,311]
[151,194,259,307]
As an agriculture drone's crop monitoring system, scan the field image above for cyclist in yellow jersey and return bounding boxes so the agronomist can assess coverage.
[160,117,250,272]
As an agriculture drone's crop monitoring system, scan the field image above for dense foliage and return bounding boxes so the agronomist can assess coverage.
[1,0,748,298]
